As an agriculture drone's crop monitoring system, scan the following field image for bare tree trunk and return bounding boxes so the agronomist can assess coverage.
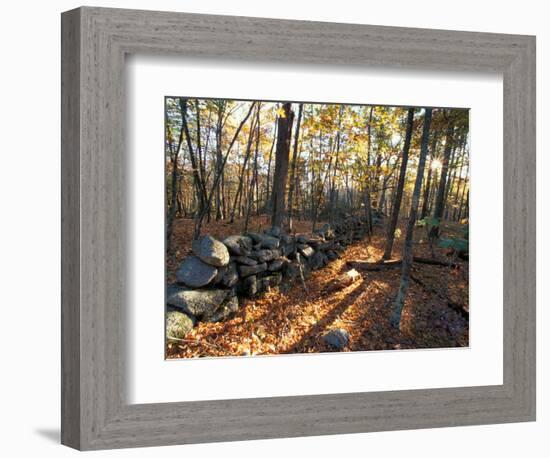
[230,108,257,222]
[390,107,433,329]
[265,117,278,213]
[166,99,187,250]
[270,103,295,229]
[420,130,439,219]
[214,104,225,221]
[245,107,262,232]
[364,106,374,237]
[287,103,303,230]
[180,99,207,212]
[382,107,415,260]
[328,106,344,222]
[429,116,455,237]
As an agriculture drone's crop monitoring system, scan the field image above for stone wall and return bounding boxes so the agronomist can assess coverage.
[166,216,371,340]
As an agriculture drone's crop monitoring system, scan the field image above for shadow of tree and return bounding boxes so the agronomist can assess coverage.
[282,280,367,353]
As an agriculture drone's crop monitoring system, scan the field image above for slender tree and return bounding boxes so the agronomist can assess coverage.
[429,115,455,237]
[390,107,433,329]
[287,103,303,230]
[382,107,415,260]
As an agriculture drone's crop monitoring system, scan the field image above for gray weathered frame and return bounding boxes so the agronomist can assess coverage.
[61,6,536,451]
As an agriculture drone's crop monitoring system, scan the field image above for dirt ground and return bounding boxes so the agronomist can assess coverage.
[166,215,469,359]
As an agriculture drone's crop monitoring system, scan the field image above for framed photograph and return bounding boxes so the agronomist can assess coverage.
[61,6,536,450]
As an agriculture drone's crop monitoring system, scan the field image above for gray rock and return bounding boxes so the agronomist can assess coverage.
[270,248,281,258]
[259,234,280,249]
[323,328,350,349]
[238,262,267,277]
[326,250,339,261]
[283,261,300,280]
[221,262,239,288]
[268,259,284,271]
[166,310,195,340]
[251,249,274,263]
[205,296,240,323]
[167,288,229,319]
[309,251,327,270]
[233,256,257,266]
[281,242,295,257]
[296,234,309,244]
[223,235,253,256]
[317,241,334,251]
[212,265,227,284]
[280,234,294,244]
[259,273,282,291]
[245,232,263,244]
[166,282,185,298]
[192,235,230,267]
[240,275,258,297]
[175,255,218,288]
[298,245,315,258]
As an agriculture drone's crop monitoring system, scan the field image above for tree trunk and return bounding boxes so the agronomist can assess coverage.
[245,108,262,232]
[420,129,439,219]
[382,107,415,260]
[287,103,303,230]
[364,106,375,237]
[265,117,278,213]
[166,99,187,250]
[270,103,295,229]
[230,108,257,222]
[180,99,207,213]
[390,107,433,329]
[429,116,455,237]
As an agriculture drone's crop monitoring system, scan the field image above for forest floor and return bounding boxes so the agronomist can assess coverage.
[166,215,469,359]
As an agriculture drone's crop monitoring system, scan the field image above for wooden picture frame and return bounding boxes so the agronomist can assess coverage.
[61,6,536,450]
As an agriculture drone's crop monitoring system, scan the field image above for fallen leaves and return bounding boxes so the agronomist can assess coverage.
[166,217,469,359]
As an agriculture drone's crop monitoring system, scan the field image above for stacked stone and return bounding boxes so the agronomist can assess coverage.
[166,216,369,340]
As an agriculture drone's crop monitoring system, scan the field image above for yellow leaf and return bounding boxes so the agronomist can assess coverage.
[276,106,286,119]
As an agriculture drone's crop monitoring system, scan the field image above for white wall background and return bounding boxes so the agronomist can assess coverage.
[0,0,546,456]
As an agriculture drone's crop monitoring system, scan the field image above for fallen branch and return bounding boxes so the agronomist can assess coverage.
[410,274,469,321]
[347,256,459,271]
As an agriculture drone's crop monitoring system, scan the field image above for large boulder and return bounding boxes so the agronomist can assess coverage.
[166,310,195,340]
[323,328,350,349]
[167,288,229,319]
[192,235,230,267]
[223,235,253,256]
[176,255,218,288]
[238,262,267,277]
